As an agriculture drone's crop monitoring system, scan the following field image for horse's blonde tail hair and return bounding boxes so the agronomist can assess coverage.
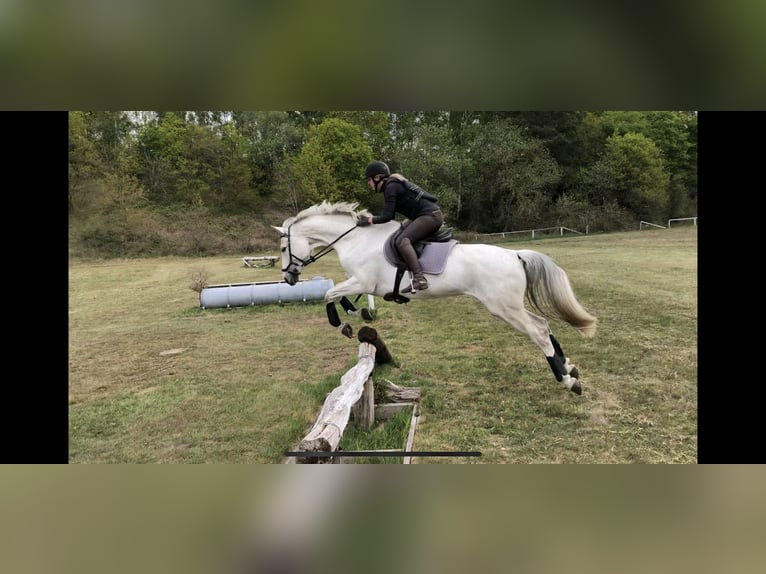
[517,250,597,338]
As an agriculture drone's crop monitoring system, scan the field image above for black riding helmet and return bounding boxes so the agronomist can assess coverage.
[365,161,390,179]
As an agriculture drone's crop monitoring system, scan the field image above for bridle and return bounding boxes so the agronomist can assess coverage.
[280,221,358,276]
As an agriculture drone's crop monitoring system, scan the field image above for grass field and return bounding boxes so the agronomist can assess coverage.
[68,225,697,463]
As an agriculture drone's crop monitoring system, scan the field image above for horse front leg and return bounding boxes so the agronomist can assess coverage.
[339,295,374,321]
[325,301,353,338]
[324,277,370,339]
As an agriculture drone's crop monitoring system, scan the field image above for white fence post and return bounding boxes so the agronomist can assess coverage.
[668,217,698,227]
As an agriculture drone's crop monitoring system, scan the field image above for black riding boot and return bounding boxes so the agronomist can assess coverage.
[398,241,428,291]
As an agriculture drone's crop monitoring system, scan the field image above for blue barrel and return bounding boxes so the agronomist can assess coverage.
[200,276,335,309]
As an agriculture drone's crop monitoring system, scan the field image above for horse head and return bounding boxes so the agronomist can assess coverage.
[273,203,365,286]
[272,221,310,285]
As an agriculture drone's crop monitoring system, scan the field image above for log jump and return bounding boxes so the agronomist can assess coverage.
[286,328,420,464]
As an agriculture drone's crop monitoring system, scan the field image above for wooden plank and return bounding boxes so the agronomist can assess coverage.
[379,379,421,402]
[374,402,415,421]
[403,405,420,465]
[296,343,376,461]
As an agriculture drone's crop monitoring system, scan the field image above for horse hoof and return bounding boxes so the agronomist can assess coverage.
[361,308,373,321]
[571,380,582,395]
[569,367,580,379]
[341,323,353,338]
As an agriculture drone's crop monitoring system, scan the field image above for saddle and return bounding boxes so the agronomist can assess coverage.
[383,224,457,304]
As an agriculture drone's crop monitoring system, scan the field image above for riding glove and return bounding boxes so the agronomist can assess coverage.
[356,215,371,226]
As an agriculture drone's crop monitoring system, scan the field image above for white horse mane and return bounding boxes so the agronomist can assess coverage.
[293,201,370,223]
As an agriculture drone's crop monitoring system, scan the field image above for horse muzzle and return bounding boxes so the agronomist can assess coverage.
[283,268,301,285]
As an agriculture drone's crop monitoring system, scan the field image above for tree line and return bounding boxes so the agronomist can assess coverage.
[68,111,697,257]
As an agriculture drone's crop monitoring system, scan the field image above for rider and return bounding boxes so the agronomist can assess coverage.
[357,160,443,291]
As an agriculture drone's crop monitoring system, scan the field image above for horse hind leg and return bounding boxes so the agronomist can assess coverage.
[547,332,582,395]
[520,311,583,395]
[550,333,579,380]
[488,300,584,394]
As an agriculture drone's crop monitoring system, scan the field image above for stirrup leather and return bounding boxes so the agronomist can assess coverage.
[384,266,411,304]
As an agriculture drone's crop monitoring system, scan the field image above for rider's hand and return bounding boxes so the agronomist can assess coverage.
[356,215,371,227]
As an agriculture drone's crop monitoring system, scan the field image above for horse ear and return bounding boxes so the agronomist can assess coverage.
[272,226,285,236]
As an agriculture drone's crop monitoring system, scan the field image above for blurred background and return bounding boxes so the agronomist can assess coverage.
[1,465,764,574]
[1,0,764,109]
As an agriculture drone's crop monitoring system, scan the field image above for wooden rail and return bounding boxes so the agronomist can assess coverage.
[242,256,279,268]
[296,342,377,458]
[287,330,420,464]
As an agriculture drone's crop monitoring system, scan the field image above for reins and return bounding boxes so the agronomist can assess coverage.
[281,222,358,272]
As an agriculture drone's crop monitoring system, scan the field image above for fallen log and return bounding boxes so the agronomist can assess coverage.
[296,342,376,461]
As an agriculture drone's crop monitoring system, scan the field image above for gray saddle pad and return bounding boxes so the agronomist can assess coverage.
[384,239,458,274]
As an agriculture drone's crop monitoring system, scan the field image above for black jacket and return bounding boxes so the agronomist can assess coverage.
[372,178,439,224]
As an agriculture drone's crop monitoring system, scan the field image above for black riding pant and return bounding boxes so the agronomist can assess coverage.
[396,209,444,274]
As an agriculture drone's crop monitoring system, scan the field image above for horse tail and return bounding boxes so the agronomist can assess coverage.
[516,250,597,338]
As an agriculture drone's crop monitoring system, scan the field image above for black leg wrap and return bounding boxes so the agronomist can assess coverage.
[546,354,566,382]
[549,334,565,361]
[326,302,341,327]
[339,296,357,313]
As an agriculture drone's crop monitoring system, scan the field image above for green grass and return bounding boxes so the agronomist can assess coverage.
[69,226,697,463]
[337,406,414,464]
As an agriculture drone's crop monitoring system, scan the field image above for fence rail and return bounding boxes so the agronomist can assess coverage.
[478,218,698,239]
[668,217,697,227]
[640,220,666,230]
[474,226,584,241]
[641,217,698,230]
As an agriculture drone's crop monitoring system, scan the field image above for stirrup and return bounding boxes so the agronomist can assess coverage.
[402,274,428,293]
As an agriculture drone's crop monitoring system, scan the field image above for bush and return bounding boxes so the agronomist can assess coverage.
[69,206,287,259]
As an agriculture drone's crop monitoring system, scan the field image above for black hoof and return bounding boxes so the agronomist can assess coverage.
[341,323,353,338]
[571,380,582,395]
[569,367,580,379]
[361,308,373,321]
